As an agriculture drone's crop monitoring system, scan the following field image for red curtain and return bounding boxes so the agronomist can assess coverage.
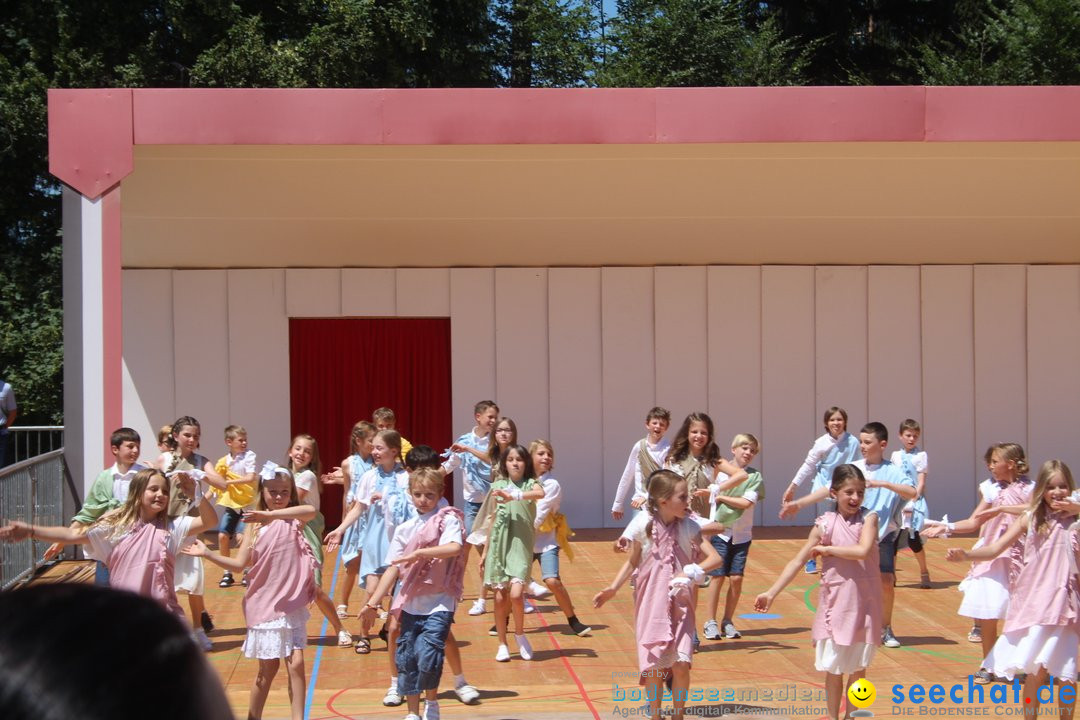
[289,318,453,530]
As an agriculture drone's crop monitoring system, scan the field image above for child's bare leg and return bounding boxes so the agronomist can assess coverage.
[360,575,381,638]
[313,587,344,635]
[825,672,844,720]
[218,532,231,559]
[445,629,464,675]
[249,658,279,720]
[843,670,866,720]
[285,648,306,720]
[544,576,576,618]
[913,548,929,574]
[880,573,895,626]
[705,576,724,623]
[494,588,509,645]
[386,615,399,677]
[509,582,525,634]
[1023,668,1047,717]
[645,674,665,717]
[978,618,998,662]
[670,661,690,720]
[1059,680,1076,720]
[339,559,359,608]
[189,593,206,626]
[406,694,422,716]
[722,575,743,623]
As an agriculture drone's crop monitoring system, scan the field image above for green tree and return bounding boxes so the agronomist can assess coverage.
[599,0,812,86]
[492,0,598,87]
[915,0,1080,84]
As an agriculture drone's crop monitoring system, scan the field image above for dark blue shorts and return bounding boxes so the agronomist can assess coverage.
[217,507,245,536]
[879,530,900,574]
[707,536,751,577]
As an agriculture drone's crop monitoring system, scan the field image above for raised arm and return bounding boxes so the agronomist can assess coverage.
[947,514,1028,563]
[0,521,89,545]
[593,540,642,607]
[780,485,831,519]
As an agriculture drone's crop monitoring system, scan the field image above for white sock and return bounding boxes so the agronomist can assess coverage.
[454,674,466,688]
[389,676,397,688]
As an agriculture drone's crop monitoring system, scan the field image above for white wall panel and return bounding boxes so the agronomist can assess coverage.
[707,266,763,523]
[494,268,549,443]
[172,270,230,444]
[395,268,450,317]
[815,267,868,427]
[1027,266,1080,473]
[654,267,708,428]
[548,269,603,530]
[601,267,654,527]
[762,267,816,525]
[228,269,290,453]
[122,269,174,450]
[867,266,922,433]
[974,266,1027,455]
[921,266,975,519]
[449,269,496,505]
[342,269,395,316]
[286,268,341,317]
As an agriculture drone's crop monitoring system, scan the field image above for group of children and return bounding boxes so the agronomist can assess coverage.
[3,402,1079,720]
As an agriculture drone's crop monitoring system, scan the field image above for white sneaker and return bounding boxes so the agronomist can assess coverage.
[468,598,486,616]
[516,633,533,661]
[193,628,213,651]
[527,580,551,598]
[495,644,510,662]
[524,602,535,614]
[422,700,440,720]
[453,684,480,705]
[383,685,403,706]
[403,715,421,720]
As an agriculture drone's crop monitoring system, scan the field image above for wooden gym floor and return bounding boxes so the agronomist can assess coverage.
[34,529,1037,719]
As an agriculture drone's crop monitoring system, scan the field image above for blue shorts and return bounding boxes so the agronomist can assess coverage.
[464,500,483,534]
[533,547,560,579]
[879,531,900,574]
[707,536,751,578]
[217,507,245,536]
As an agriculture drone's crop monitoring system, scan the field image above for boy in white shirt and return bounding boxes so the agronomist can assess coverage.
[611,407,671,521]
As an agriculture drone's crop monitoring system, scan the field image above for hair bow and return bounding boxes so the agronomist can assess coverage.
[260,461,290,481]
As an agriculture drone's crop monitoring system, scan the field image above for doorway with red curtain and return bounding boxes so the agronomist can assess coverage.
[289,318,452,533]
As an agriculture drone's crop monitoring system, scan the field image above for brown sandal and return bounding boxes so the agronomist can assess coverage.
[354,637,371,654]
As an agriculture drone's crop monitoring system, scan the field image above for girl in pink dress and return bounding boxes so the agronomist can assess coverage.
[0,468,216,628]
[756,464,882,720]
[185,462,318,720]
[947,460,1080,716]
[593,469,722,720]
[923,442,1034,682]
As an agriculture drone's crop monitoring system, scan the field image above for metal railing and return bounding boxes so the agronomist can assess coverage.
[1,449,77,590]
[9,426,65,464]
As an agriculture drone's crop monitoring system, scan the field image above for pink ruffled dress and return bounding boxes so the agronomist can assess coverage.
[958,477,1034,620]
[87,516,191,622]
[812,509,882,674]
[984,512,1080,681]
[632,516,702,676]
[241,519,318,659]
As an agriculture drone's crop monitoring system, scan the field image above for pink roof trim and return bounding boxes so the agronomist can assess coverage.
[49,86,1080,199]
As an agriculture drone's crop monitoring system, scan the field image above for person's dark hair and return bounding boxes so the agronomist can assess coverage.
[830,463,867,492]
[0,584,233,720]
[823,406,848,428]
[404,445,441,471]
[110,427,141,448]
[667,412,721,468]
[860,421,888,443]
[496,445,536,482]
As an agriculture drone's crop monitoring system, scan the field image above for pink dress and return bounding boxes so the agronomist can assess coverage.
[958,477,1034,620]
[87,516,191,622]
[985,513,1080,681]
[812,509,882,674]
[241,519,318,659]
[632,516,702,676]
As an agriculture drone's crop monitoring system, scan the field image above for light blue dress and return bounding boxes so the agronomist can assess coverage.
[340,454,374,565]
[894,448,929,531]
[357,465,413,578]
[811,432,861,493]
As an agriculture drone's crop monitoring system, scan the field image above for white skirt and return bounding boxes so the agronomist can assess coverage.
[984,624,1080,682]
[242,608,310,660]
[174,552,205,595]
[815,638,876,675]
[958,571,1010,620]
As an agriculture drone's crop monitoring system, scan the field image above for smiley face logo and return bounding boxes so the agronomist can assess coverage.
[847,678,876,709]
